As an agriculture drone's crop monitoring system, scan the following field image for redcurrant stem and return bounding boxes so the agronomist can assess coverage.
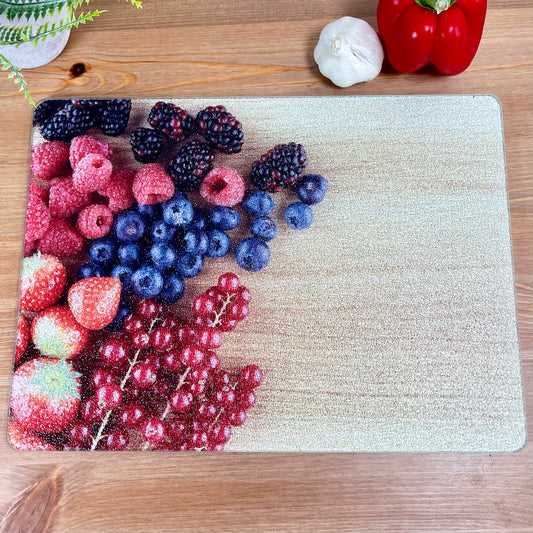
[90,317,159,451]
[212,292,234,327]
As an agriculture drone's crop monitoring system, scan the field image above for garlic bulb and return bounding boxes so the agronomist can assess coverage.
[314,16,384,88]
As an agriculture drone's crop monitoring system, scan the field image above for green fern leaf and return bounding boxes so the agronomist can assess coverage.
[0,1,77,22]
[0,53,35,106]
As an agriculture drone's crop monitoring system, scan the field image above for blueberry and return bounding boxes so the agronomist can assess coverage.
[205,229,231,258]
[135,202,160,220]
[117,243,142,268]
[234,237,270,271]
[131,265,164,298]
[114,210,145,242]
[251,216,277,241]
[241,190,274,217]
[295,174,328,205]
[175,253,204,278]
[208,206,241,231]
[185,207,207,230]
[158,273,186,304]
[151,220,177,242]
[88,237,117,266]
[284,202,313,230]
[77,262,105,279]
[110,265,134,295]
[150,242,178,270]
[182,229,209,255]
[106,299,132,331]
[162,197,194,227]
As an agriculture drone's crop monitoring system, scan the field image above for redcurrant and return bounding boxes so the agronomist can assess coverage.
[193,294,216,317]
[131,330,151,350]
[102,429,129,451]
[169,389,193,413]
[123,315,147,336]
[209,422,232,444]
[217,272,240,293]
[95,383,123,410]
[238,364,263,390]
[131,362,157,389]
[79,398,105,422]
[151,327,174,351]
[142,417,166,444]
[68,422,92,444]
[181,344,205,367]
[91,368,117,390]
[119,403,145,428]
[136,299,162,320]
[99,338,129,368]
[197,326,222,349]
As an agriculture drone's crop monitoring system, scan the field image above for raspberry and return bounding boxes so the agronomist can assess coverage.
[48,177,93,219]
[76,204,114,239]
[37,218,84,257]
[69,135,113,169]
[130,128,165,163]
[25,192,51,241]
[148,101,194,142]
[24,238,36,257]
[166,140,214,191]
[249,143,308,192]
[195,105,244,154]
[72,153,113,193]
[97,168,135,212]
[200,166,245,207]
[29,183,49,203]
[132,164,175,205]
[31,141,69,180]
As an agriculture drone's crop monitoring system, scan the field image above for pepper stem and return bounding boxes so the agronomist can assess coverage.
[415,0,456,14]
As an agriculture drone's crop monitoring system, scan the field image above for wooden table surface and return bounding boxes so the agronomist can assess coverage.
[0,1,531,532]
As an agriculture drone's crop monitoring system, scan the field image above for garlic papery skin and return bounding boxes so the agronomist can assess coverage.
[314,16,384,88]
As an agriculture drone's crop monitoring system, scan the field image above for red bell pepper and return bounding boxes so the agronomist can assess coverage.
[377,0,487,75]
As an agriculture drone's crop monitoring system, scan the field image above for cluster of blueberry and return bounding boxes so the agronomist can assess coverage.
[77,193,243,316]
[233,174,329,271]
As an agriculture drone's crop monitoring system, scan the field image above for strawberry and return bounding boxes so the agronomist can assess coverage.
[15,314,30,364]
[10,357,82,433]
[68,277,121,330]
[19,252,67,312]
[8,418,56,450]
[31,306,89,359]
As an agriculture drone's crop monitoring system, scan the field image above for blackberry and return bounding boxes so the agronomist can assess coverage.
[148,101,194,142]
[130,127,165,163]
[195,105,243,154]
[166,140,215,191]
[95,98,132,136]
[33,99,68,126]
[249,143,307,192]
[39,100,95,141]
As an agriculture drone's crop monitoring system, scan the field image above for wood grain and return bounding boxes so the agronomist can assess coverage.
[0,0,532,531]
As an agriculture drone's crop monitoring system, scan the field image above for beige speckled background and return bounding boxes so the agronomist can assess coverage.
[29,95,526,452]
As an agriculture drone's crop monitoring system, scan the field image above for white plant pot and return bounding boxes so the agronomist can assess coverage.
[0,6,71,69]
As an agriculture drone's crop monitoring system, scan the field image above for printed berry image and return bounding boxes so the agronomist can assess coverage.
[148,101,194,142]
[250,142,308,191]
[166,140,215,191]
[195,105,244,154]
[14,98,331,451]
